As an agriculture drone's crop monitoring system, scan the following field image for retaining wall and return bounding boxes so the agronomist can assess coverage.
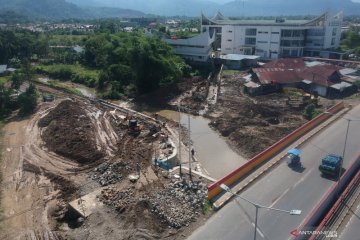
[208,102,345,200]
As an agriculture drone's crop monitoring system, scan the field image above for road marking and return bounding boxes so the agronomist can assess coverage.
[293,168,314,188]
[269,187,290,208]
[252,222,265,238]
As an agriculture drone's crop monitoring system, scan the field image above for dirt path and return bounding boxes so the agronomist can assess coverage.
[0,119,59,239]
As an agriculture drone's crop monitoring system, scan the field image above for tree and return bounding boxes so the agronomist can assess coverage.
[18,83,37,116]
[11,72,24,90]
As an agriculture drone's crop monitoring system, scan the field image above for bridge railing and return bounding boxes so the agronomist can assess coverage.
[208,102,345,200]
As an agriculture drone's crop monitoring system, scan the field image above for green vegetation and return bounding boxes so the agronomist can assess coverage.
[18,83,37,116]
[84,32,189,97]
[0,29,48,64]
[36,64,99,88]
[48,35,88,46]
[222,69,241,76]
[46,80,83,97]
[341,27,360,55]
[304,103,322,120]
[202,199,213,214]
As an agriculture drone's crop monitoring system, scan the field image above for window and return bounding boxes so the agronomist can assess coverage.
[258,31,268,34]
[331,38,335,45]
[227,39,232,42]
[245,28,257,36]
[271,42,279,44]
[271,32,280,34]
[257,41,268,44]
[291,49,298,56]
[245,37,256,45]
[332,28,337,36]
[228,30,233,33]
[281,30,292,37]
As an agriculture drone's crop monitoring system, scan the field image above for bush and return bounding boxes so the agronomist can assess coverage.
[36,64,99,88]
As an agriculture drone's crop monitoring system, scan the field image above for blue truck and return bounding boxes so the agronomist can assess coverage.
[319,154,342,176]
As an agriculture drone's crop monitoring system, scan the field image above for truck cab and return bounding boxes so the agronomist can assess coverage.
[319,154,342,176]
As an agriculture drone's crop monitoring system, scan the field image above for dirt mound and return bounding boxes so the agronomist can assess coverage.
[38,100,104,164]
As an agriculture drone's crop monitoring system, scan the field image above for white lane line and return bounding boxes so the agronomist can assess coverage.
[252,222,265,238]
[269,188,290,208]
[293,168,314,188]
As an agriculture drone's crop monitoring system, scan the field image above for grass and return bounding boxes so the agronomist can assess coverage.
[47,80,84,97]
[202,198,213,214]
[0,76,10,85]
[36,64,100,88]
[222,69,242,76]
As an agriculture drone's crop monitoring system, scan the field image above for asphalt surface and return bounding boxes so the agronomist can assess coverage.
[180,114,247,179]
[188,104,360,240]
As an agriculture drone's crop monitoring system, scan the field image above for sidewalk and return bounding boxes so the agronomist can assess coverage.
[213,107,350,209]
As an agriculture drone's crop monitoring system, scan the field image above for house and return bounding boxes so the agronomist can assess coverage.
[246,58,357,98]
[0,65,7,75]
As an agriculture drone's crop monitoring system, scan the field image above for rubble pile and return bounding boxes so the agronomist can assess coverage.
[92,162,131,186]
[146,180,207,228]
[99,187,136,213]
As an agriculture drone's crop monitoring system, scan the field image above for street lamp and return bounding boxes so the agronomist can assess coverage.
[220,184,301,240]
[324,111,352,182]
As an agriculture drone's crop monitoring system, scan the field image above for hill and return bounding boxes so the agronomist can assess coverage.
[67,0,360,16]
[0,0,144,20]
[221,0,360,16]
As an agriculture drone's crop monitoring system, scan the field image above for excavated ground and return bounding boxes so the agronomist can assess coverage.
[1,94,211,240]
[38,100,105,164]
[209,72,336,158]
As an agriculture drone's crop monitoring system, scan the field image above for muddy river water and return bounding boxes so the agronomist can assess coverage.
[156,110,247,179]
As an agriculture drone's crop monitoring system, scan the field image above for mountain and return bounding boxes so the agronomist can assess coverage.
[0,0,145,20]
[67,0,360,16]
[220,0,360,16]
[66,0,220,16]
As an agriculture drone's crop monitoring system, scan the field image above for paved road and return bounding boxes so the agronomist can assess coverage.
[188,104,360,240]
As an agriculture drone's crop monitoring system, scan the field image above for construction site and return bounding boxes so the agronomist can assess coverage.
[0,59,357,239]
[0,84,212,240]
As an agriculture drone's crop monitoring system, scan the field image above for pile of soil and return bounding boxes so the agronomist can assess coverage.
[38,100,104,164]
[208,74,308,158]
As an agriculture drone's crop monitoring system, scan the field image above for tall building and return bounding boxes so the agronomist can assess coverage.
[201,11,343,59]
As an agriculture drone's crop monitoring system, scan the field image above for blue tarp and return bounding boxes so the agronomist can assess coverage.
[288,148,301,156]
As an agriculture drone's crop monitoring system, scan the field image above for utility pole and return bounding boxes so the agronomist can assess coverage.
[178,105,182,177]
[188,112,192,181]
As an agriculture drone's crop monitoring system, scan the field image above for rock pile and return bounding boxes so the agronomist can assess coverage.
[92,162,130,186]
[145,180,207,228]
[99,187,135,213]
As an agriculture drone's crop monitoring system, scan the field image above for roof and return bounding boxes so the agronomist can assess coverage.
[0,65,7,74]
[201,12,329,27]
[330,81,353,90]
[220,54,260,61]
[298,64,342,87]
[262,58,305,69]
[253,68,301,85]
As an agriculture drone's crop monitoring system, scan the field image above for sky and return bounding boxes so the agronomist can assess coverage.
[211,0,360,2]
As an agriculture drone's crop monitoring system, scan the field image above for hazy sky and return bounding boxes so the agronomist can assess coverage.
[212,0,360,2]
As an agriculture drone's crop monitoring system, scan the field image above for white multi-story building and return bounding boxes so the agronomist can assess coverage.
[164,31,216,62]
[201,11,343,59]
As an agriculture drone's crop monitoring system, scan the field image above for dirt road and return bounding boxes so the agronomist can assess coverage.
[0,118,60,239]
